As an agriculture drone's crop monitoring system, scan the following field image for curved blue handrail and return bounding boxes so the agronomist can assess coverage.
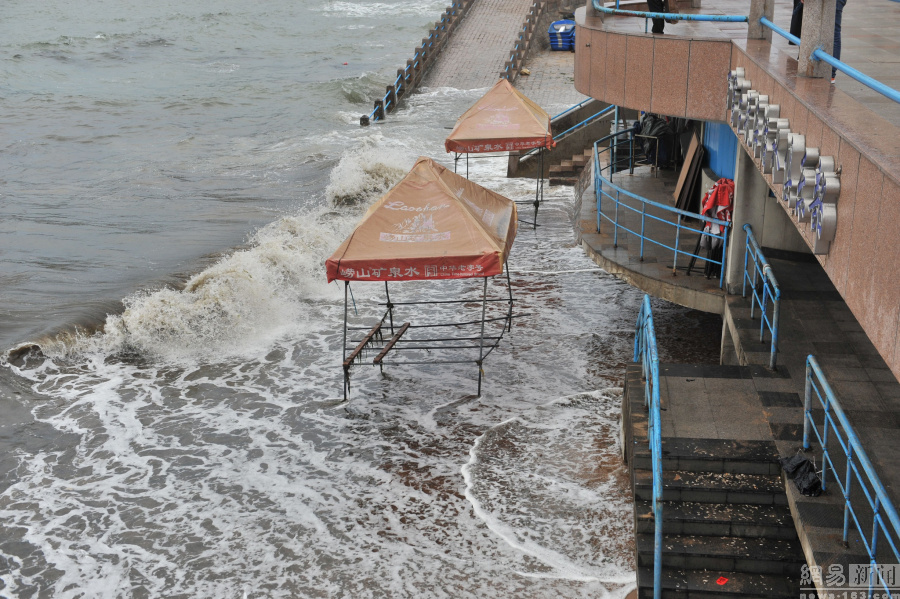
[741,224,781,369]
[552,98,594,120]
[812,48,900,104]
[758,16,801,46]
[759,17,900,105]
[591,1,747,22]
[554,105,615,140]
[634,294,663,599]
[803,355,900,595]
[593,140,730,288]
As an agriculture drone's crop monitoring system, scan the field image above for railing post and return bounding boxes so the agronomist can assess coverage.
[629,132,634,175]
[748,0,774,40]
[720,224,729,289]
[640,202,646,261]
[822,392,831,492]
[672,215,681,276]
[803,358,812,450]
[613,189,620,247]
[770,284,780,370]
[798,0,837,78]
[843,443,854,545]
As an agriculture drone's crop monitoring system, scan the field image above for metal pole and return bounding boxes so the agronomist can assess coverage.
[384,281,395,335]
[629,131,634,175]
[477,276,488,395]
[466,152,469,179]
[505,260,514,333]
[803,361,813,450]
[343,281,349,401]
[614,189,620,247]
[613,105,619,175]
[719,225,729,289]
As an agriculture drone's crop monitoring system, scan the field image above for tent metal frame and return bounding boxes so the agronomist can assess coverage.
[340,264,518,400]
[453,150,544,230]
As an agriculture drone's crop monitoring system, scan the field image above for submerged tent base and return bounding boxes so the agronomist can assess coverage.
[340,274,519,401]
[453,148,545,230]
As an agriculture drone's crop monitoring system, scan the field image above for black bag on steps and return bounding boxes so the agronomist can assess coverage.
[780,454,823,497]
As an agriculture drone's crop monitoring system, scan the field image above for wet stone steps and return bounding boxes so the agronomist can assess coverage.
[636,566,799,599]
[624,363,805,598]
[632,438,781,476]
[634,500,797,540]
[633,470,787,505]
[637,534,805,576]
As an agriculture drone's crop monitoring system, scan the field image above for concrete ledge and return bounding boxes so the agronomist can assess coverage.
[581,235,726,314]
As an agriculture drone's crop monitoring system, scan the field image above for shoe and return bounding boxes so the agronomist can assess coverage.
[831,77,836,84]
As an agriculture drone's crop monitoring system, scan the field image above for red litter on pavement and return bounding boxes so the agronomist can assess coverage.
[716,577,729,585]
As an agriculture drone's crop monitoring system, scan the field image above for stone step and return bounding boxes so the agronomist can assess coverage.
[634,470,787,505]
[634,501,797,540]
[632,438,781,476]
[549,176,578,186]
[637,534,805,576]
[636,567,800,598]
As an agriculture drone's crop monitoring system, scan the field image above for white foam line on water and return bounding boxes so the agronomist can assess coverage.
[507,268,607,275]
[460,390,634,588]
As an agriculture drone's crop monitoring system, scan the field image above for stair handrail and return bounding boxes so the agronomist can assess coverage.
[634,293,663,599]
[592,139,731,288]
[759,17,900,105]
[551,98,594,120]
[518,105,617,160]
[553,104,616,141]
[591,1,748,24]
[803,354,900,595]
[741,224,781,370]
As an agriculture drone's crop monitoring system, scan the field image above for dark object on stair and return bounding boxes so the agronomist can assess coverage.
[780,454,823,497]
[638,113,676,168]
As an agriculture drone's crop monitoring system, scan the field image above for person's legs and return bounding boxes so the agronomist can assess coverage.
[647,0,665,33]
[789,1,803,45]
[832,0,847,80]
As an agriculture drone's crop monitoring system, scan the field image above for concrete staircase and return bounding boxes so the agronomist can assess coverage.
[548,148,594,186]
[625,364,805,598]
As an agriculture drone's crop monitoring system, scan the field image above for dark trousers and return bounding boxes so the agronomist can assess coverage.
[647,0,666,33]
[833,0,847,77]
[788,0,848,78]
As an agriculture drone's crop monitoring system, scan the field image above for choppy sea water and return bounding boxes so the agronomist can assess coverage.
[0,1,722,597]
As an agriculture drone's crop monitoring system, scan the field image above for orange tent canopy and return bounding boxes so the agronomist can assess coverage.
[444,79,554,154]
[326,157,518,283]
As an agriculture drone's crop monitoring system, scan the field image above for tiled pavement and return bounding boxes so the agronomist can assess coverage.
[424,0,537,89]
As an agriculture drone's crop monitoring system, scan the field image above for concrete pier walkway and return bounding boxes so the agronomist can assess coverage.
[425,0,539,89]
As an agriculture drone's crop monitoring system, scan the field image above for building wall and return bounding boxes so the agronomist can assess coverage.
[574,10,900,380]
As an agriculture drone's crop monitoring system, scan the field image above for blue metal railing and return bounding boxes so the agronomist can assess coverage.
[595,5,899,107]
[520,105,616,160]
[503,1,543,80]
[812,48,900,104]
[758,16,801,46]
[366,0,467,123]
[759,17,900,105]
[634,293,663,599]
[803,355,900,596]
[551,98,594,120]
[741,224,781,370]
[553,105,615,140]
[592,0,746,33]
[593,139,731,288]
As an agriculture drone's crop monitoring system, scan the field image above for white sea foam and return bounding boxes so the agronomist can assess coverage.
[0,87,656,598]
[462,390,636,597]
